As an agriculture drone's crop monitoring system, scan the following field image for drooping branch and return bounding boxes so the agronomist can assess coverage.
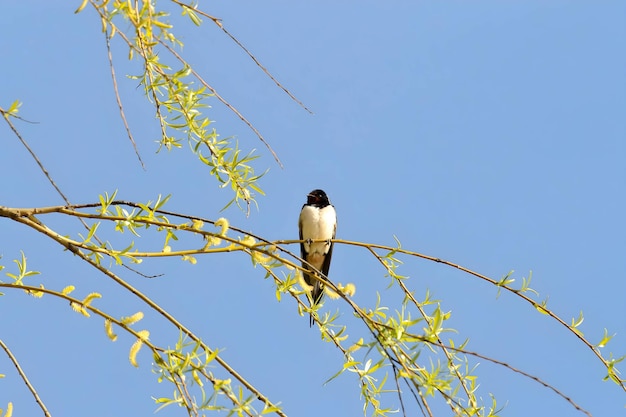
[1,199,617,416]
[0,283,259,417]
[1,212,288,417]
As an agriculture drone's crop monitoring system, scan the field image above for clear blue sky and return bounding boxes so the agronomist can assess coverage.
[1,2,625,416]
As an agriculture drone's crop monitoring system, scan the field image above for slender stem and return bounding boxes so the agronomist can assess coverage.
[0,339,52,417]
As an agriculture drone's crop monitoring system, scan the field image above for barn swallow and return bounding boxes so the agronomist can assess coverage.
[298,189,337,326]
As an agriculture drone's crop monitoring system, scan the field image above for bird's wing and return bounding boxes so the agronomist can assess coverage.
[298,208,308,261]
[319,220,336,282]
[298,209,313,288]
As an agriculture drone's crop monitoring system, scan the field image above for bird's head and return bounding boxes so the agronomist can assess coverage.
[307,189,330,207]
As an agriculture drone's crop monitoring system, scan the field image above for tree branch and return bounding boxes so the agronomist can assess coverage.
[0,339,52,417]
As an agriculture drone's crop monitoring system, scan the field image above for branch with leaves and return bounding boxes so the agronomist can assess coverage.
[1,196,622,416]
[72,0,315,213]
[0,281,276,417]
[2,3,622,416]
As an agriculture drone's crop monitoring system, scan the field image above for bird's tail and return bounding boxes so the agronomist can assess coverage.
[305,271,324,327]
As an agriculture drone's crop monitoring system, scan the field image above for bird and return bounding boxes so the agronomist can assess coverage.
[298,189,337,326]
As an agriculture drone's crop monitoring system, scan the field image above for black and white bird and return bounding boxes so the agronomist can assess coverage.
[298,189,337,326]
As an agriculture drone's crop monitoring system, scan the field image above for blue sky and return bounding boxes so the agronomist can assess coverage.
[1,2,625,416]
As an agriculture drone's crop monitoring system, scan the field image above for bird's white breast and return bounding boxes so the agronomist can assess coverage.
[300,205,336,255]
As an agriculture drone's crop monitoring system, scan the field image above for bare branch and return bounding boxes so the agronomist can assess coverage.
[105,32,146,170]
[171,0,313,115]
[0,106,71,205]
[0,339,52,417]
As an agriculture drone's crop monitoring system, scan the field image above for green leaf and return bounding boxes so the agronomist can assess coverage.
[343,360,360,370]
[7,100,21,115]
[74,0,88,13]
[519,270,539,296]
[535,298,549,315]
[570,311,584,329]
[596,328,614,348]
[85,222,100,243]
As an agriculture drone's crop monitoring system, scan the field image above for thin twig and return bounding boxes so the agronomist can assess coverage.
[171,0,313,114]
[221,26,313,113]
[424,339,593,417]
[0,107,71,205]
[0,339,52,417]
[157,39,284,168]
[105,32,146,170]
[390,361,408,417]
